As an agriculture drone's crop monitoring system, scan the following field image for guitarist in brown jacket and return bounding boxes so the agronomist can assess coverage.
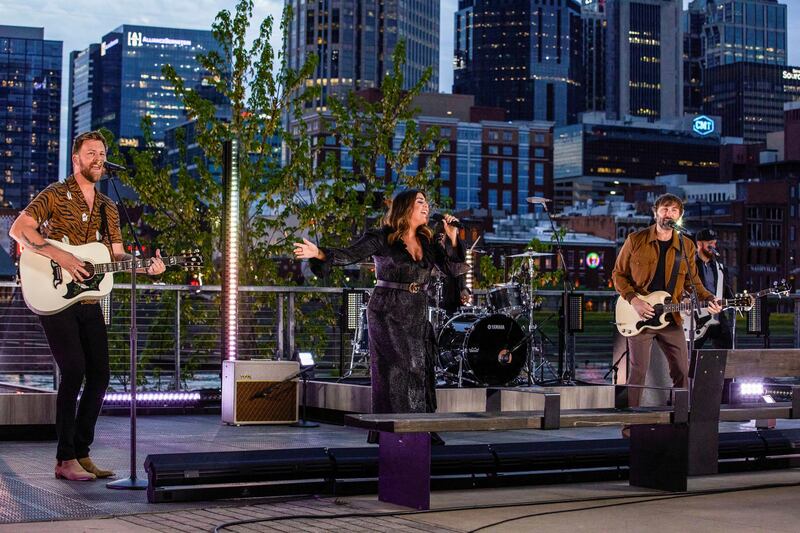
[612,193,721,409]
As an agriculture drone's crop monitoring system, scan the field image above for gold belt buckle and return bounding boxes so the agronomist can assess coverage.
[408,282,420,293]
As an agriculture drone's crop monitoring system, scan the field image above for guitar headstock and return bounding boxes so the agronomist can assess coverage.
[179,249,203,271]
[727,293,755,312]
[733,280,792,311]
[768,279,791,298]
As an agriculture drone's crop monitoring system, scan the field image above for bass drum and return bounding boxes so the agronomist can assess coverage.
[437,313,526,386]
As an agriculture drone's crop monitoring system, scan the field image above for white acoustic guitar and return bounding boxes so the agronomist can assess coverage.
[19,239,202,315]
[615,291,753,337]
[680,283,790,341]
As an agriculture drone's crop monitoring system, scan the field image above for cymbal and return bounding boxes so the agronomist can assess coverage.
[507,251,555,258]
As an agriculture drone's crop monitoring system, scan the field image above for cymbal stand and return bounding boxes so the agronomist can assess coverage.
[520,254,558,384]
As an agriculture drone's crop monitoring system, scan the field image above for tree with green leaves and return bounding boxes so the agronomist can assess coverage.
[110,0,447,371]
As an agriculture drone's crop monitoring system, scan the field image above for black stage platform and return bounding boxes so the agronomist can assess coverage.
[1,414,799,524]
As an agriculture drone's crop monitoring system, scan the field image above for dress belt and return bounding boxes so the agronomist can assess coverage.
[375,280,426,294]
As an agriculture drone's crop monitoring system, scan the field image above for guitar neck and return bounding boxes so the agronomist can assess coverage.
[663,297,738,314]
[95,256,183,274]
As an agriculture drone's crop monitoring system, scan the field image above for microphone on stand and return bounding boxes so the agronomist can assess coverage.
[666,219,684,231]
[527,196,552,212]
[430,212,463,229]
[104,161,128,172]
[708,246,721,257]
[526,196,552,204]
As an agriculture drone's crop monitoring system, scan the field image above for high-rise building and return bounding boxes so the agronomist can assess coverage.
[605,0,683,121]
[698,0,787,68]
[453,0,583,126]
[67,25,225,169]
[704,62,800,142]
[582,1,607,113]
[684,1,705,114]
[286,0,439,109]
[0,26,62,209]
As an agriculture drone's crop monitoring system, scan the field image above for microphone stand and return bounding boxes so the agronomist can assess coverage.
[105,167,148,491]
[539,201,574,384]
[675,224,699,369]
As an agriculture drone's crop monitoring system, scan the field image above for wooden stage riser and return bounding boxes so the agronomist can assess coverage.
[0,391,56,425]
[303,382,616,414]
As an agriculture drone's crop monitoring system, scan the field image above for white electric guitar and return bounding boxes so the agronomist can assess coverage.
[19,239,202,315]
[681,282,790,341]
[615,291,754,337]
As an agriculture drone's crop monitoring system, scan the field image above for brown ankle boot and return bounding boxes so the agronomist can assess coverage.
[55,459,96,481]
[77,457,115,478]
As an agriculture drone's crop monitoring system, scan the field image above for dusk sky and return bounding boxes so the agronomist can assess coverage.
[1,0,798,176]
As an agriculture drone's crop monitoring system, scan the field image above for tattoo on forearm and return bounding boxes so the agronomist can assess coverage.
[22,229,48,251]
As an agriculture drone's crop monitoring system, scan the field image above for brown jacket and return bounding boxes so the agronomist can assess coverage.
[613,225,715,323]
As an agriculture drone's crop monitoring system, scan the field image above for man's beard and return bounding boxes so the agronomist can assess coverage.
[80,165,101,183]
[657,217,673,231]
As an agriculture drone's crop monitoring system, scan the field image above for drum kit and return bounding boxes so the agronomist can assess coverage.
[344,250,557,387]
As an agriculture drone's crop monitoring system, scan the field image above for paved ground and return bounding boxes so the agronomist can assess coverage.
[1,415,799,532]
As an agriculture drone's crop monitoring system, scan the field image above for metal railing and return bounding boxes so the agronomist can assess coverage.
[0,281,796,391]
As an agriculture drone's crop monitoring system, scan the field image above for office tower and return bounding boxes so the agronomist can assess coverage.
[699,0,787,68]
[582,0,607,113]
[704,62,800,142]
[0,26,62,208]
[606,0,683,121]
[67,25,224,158]
[285,0,439,109]
[453,0,583,126]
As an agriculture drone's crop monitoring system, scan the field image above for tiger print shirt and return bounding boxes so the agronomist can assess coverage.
[23,174,124,256]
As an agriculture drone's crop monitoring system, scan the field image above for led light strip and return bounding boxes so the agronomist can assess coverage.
[104,391,202,403]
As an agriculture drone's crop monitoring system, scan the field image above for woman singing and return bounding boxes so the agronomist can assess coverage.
[293,190,465,442]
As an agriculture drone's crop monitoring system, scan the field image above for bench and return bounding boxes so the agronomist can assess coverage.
[344,385,689,510]
[688,348,800,476]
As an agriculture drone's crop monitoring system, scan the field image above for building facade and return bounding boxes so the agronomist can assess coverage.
[0,26,62,208]
[453,0,583,126]
[286,0,439,109]
[684,1,705,115]
[698,0,787,68]
[296,93,554,216]
[553,113,722,207]
[605,0,683,121]
[703,62,800,142]
[582,0,607,113]
[67,25,224,163]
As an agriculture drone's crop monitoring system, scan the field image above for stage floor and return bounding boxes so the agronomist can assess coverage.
[1,414,800,528]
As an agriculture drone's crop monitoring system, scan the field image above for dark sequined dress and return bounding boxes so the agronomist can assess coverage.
[311,226,466,414]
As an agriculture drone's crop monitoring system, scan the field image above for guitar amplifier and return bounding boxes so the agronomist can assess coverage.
[222,360,299,425]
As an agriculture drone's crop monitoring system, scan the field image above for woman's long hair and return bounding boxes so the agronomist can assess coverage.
[383,189,433,245]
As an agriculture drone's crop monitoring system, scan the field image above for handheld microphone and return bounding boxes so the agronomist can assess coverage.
[430,212,463,229]
[104,161,127,172]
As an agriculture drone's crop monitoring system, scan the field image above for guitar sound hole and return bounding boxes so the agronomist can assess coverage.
[82,262,96,279]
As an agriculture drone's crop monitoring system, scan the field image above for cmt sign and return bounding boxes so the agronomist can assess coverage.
[692,115,715,136]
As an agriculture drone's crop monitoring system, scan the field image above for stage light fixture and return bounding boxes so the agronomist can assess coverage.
[343,289,369,332]
[567,293,584,333]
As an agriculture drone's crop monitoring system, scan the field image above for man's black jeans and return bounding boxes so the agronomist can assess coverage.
[40,303,110,461]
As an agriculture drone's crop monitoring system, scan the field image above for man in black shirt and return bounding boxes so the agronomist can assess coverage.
[690,228,733,349]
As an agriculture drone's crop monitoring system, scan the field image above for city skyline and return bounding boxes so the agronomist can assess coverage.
[2,0,800,178]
